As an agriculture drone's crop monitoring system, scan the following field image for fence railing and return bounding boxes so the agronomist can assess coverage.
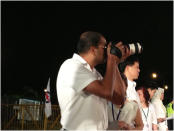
[1,104,62,130]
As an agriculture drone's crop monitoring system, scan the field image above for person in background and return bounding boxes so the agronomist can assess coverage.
[151,88,168,131]
[137,86,158,131]
[166,99,174,130]
[56,31,130,130]
[146,81,158,101]
[107,55,144,130]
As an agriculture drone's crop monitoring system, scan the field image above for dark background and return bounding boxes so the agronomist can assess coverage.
[2,1,173,105]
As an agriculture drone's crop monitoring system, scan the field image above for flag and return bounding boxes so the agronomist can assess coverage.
[44,78,52,118]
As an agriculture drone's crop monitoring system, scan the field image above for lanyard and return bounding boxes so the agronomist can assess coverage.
[111,96,126,121]
[112,103,123,121]
[112,103,116,120]
[142,107,149,122]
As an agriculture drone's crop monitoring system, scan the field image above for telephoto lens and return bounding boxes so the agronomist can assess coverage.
[126,42,143,55]
[110,41,143,58]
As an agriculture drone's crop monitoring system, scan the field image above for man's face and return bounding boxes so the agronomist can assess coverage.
[147,88,156,99]
[95,37,107,64]
[127,62,140,80]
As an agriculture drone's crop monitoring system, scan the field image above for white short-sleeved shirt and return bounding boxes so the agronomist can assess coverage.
[56,53,108,130]
[141,103,157,131]
[107,79,141,129]
[126,79,141,106]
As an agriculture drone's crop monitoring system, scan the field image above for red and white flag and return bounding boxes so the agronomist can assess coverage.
[44,78,52,118]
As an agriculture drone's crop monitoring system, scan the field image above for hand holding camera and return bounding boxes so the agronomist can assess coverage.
[110,41,143,61]
[106,41,130,63]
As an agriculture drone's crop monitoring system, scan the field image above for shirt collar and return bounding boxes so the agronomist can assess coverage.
[72,53,87,64]
[72,53,95,72]
[127,79,136,88]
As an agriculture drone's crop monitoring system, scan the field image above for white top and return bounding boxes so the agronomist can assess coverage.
[151,88,168,131]
[56,53,108,130]
[141,103,157,131]
[107,79,141,129]
[152,99,168,130]
[126,79,141,106]
[119,100,139,128]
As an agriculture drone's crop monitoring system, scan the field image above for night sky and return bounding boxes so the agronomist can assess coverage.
[2,1,173,105]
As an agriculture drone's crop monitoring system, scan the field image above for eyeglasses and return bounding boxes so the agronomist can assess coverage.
[98,45,107,49]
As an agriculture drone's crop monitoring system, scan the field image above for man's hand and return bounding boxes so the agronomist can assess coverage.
[106,42,120,63]
[107,41,131,63]
[116,41,131,62]
[118,121,131,130]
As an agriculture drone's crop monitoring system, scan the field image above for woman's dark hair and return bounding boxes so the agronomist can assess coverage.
[144,80,158,90]
[137,86,150,106]
[77,31,103,54]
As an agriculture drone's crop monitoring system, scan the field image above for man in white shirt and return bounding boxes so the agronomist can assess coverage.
[108,55,144,130]
[56,31,130,130]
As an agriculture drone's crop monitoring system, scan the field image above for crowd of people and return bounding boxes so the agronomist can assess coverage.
[56,31,173,130]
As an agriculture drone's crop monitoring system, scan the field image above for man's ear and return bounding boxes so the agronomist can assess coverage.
[90,46,97,56]
[124,65,129,72]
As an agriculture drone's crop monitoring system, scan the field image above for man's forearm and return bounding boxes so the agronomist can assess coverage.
[101,56,126,105]
[101,56,118,99]
[111,65,126,105]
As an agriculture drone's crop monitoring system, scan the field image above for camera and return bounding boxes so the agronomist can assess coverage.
[110,42,143,58]
[126,42,143,55]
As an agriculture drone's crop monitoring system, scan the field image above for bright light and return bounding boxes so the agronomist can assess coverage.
[152,73,157,79]
[164,85,168,90]
[44,89,47,92]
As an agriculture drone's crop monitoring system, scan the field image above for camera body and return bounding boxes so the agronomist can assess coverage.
[110,42,143,58]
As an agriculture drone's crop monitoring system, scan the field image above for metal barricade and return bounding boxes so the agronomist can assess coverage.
[1,104,62,130]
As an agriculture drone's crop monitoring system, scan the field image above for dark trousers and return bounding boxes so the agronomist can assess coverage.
[167,119,173,130]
